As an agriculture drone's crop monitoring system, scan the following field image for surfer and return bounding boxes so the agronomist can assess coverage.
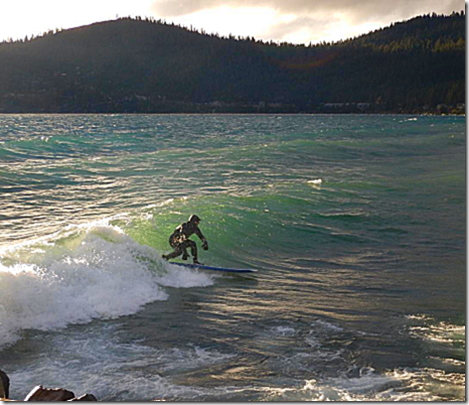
[162,215,209,264]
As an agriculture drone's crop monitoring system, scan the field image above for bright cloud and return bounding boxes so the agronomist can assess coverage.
[152,0,465,43]
[171,7,292,40]
[0,0,153,41]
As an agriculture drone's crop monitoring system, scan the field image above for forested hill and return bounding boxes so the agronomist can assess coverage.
[0,12,465,114]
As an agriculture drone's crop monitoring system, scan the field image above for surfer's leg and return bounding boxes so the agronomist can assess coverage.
[162,244,183,260]
[177,240,191,260]
[184,240,199,264]
[181,243,189,260]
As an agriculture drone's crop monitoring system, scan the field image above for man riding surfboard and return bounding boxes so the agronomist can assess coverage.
[162,215,209,265]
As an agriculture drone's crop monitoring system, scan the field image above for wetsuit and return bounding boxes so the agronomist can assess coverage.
[164,221,208,262]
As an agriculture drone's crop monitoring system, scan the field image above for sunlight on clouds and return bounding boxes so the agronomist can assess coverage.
[281,28,317,45]
[171,7,283,39]
[0,0,153,41]
[318,19,384,44]
[280,13,385,44]
[150,0,463,44]
[170,6,384,45]
[276,13,297,25]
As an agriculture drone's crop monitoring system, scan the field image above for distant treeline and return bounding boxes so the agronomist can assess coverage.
[0,12,465,114]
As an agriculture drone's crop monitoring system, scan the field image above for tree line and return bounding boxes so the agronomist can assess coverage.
[0,12,464,113]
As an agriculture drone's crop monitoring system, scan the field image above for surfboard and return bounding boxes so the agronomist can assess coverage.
[169,262,257,273]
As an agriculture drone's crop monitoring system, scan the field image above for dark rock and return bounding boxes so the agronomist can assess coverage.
[0,369,10,399]
[24,385,75,401]
[68,394,98,401]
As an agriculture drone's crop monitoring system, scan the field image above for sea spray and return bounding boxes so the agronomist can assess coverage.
[0,224,213,348]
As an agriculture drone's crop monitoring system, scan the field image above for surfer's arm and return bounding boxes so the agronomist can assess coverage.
[195,228,209,249]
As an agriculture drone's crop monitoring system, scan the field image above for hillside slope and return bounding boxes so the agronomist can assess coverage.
[0,13,464,113]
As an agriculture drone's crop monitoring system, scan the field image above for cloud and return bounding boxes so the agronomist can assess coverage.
[0,0,154,42]
[152,0,464,21]
[263,16,330,44]
[151,0,464,43]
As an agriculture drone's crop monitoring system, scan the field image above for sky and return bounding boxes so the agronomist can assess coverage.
[0,0,464,45]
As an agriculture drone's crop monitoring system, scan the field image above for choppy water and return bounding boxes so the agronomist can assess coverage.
[0,114,465,401]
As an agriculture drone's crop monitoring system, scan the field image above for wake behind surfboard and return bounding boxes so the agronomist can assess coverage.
[169,262,257,273]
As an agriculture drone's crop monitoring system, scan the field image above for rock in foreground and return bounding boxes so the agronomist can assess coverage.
[25,386,76,401]
[0,370,98,401]
[0,369,10,399]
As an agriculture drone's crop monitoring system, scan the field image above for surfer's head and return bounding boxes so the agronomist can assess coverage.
[188,214,201,225]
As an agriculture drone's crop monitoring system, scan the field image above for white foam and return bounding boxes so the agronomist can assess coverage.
[8,324,230,401]
[299,367,458,401]
[405,313,433,321]
[0,213,130,256]
[304,335,321,349]
[408,318,465,345]
[158,264,213,288]
[242,365,464,402]
[272,326,296,336]
[0,225,213,348]
[312,319,344,333]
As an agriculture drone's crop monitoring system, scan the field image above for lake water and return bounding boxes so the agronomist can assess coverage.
[0,114,465,401]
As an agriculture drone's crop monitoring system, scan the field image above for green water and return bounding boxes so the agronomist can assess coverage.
[0,114,465,401]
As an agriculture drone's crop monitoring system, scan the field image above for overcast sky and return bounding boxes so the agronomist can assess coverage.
[0,0,464,45]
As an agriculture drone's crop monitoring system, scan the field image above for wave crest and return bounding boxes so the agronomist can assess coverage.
[0,225,213,348]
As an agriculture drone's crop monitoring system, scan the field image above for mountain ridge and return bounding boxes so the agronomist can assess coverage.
[0,12,465,113]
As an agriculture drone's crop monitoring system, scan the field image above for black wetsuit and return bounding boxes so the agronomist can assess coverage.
[165,221,207,261]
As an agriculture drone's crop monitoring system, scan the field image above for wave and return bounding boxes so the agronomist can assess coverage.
[238,316,465,402]
[296,366,466,401]
[0,224,213,349]
[7,322,233,401]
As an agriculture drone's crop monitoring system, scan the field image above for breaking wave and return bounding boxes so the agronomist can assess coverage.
[0,223,213,348]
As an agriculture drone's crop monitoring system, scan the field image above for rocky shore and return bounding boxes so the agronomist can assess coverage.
[0,369,97,401]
